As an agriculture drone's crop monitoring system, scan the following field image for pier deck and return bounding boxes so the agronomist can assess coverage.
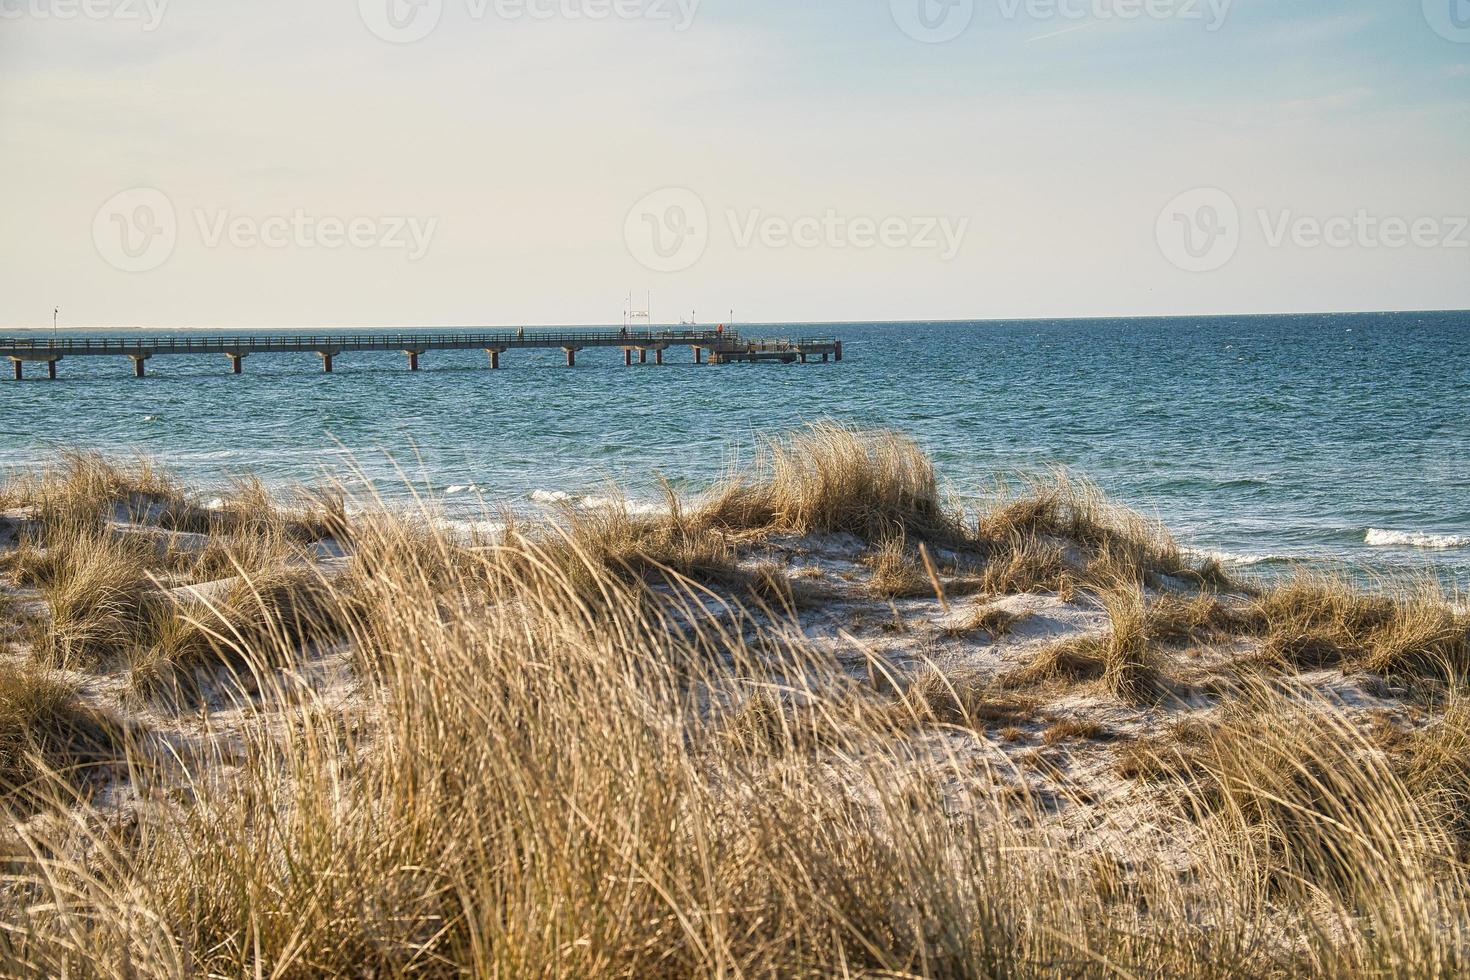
[0,329,843,379]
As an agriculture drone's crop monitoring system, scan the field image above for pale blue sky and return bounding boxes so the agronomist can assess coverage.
[2,0,1467,327]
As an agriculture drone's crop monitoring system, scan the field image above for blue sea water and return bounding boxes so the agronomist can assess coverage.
[3,312,1468,590]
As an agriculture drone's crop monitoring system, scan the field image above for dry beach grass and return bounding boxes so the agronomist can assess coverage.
[0,428,1469,976]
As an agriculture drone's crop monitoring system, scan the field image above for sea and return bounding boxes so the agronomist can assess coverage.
[3,312,1467,591]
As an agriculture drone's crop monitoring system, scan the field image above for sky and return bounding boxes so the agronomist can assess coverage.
[1,0,1468,328]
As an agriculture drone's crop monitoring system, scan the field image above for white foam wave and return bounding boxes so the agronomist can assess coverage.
[1185,548,1279,568]
[581,494,666,516]
[445,484,480,496]
[435,518,507,542]
[1366,529,1470,550]
[531,490,667,516]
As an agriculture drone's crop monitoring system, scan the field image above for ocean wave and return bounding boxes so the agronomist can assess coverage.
[531,490,665,516]
[435,517,507,541]
[1184,548,1281,568]
[445,484,480,496]
[1365,529,1470,550]
[581,495,666,516]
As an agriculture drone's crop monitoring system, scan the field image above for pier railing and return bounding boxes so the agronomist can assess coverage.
[1,327,842,378]
[0,329,751,355]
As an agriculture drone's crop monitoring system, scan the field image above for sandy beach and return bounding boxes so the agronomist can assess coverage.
[2,425,1467,975]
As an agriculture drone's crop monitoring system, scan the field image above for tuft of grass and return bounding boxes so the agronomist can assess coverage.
[186,519,303,584]
[1005,580,1163,702]
[945,602,1029,640]
[0,451,191,530]
[1176,692,1444,902]
[1006,637,1108,689]
[1360,589,1469,677]
[977,532,1075,598]
[131,566,344,704]
[1250,573,1392,669]
[204,476,344,542]
[1249,574,1469,677]
[978,471,1183,579]
[38,530,165,669]
[744,561,829,614]
[862,536,931,600]
[893,667,1043,734]
[1145,590,1250,643]
[701,424,956,542]
[0,664,127,813]
[1383,697,1470,847]
[532,498,741,597]
[1041,717,1113,745]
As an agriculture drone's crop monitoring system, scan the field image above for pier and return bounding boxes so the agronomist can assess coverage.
[0,328,842,379]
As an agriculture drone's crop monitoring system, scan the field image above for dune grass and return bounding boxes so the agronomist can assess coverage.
[946,602,1029,640]
[863,534,932,599]
[4,429,1470,975]
[36,527,167,669]
[702,423,958,541]
[129,566,344,704]
[0,451,187,530]
[1004,578,1165,702]
[0,664,128,814]
[1250,573,1470,677]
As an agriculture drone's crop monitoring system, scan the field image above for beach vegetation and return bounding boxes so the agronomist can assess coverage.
[1,429,1470,975]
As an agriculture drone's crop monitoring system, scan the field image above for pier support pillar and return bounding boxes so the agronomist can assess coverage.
[655,348,664,366]
[834,340,843,362]
[10,359,20,381]
[692,346,703,364]
[407,352,420,371]
[563,347,579,368]
[318,353,335,374]
[130,356,148,379]
[48,360,57,380]
[624,348,632,366]
[227,354,245,375]
[821,353,829,363]
[485,349,502,370]
[638,349,647,365]
[800,353,807,364]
